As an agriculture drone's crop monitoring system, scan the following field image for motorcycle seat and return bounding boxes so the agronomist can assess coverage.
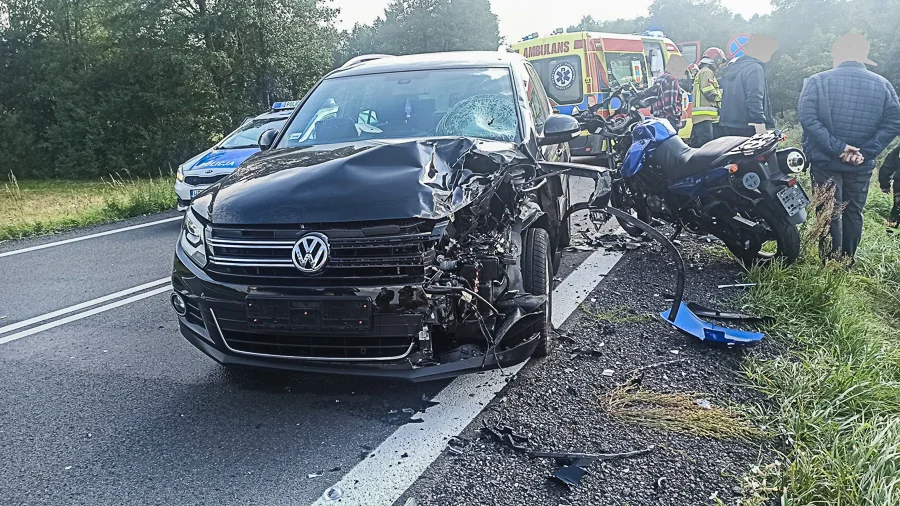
[652,135,748,180]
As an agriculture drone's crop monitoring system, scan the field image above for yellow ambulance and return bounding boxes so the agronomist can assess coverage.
[512,30,692,156]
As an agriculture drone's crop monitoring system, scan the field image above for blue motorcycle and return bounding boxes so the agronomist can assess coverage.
[577,85,810,265]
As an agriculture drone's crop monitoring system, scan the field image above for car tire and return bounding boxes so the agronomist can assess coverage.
[522,227,552,358]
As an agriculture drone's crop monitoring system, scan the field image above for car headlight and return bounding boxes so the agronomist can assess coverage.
[176,164,185,182]
[181,210,207,267]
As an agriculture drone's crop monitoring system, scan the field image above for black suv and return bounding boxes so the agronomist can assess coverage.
[171,51,611,381]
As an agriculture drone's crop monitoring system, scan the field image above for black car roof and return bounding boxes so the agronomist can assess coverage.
[328,51,526,78]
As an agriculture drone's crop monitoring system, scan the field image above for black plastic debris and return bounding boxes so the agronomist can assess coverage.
[530,447,655,488]
[553,461,591,487]
[481,421,530,453]
[686,302,775,324]
[553,330,579,345]
[569,348,604,359]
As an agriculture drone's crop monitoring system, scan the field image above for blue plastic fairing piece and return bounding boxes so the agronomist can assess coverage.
[660,303,763,344]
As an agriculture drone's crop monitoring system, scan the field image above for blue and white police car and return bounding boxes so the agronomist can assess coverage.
[175,101,298,211]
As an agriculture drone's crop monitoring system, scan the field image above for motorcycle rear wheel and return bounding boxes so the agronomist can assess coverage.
[725,204,801,267]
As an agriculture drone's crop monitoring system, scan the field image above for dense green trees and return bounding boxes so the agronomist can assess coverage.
[3,0,896,179]
[0,0,339,178]
[339,0,500,62]
[0,0,501,178]
[568,0,899,116]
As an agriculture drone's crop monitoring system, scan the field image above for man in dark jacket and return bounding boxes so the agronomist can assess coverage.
[879,144,900,227]
[719,34,778,137]
[799,32,900,259]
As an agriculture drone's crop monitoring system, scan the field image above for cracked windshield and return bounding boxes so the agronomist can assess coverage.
[278,68,518,147]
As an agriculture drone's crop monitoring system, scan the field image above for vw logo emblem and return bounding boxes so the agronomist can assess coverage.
[291,233,330,274]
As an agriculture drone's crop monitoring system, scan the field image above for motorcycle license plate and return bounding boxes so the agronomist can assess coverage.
[777,185,809,217]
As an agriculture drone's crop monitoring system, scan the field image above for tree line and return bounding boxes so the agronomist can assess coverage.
[568,0,900,118]
[2,0,896,179]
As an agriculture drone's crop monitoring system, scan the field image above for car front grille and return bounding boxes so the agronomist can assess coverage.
[204,220,441,286]
[210,306,420,360]
[184,174,227,186]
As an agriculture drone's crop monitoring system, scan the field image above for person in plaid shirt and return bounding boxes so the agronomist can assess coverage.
[650,54,688,131]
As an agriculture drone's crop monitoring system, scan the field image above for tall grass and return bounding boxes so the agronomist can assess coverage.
[1,171,176,240]
[741,180,900,504]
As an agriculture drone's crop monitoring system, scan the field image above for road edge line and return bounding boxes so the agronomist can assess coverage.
[0,278,171,335]
[310,247,625,506]
[0,216,181,258]
[0,285,172,345]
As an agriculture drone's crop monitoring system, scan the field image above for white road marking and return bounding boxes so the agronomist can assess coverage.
[0,278,171,336]
[0,216,181,258]
[0,285,172,345]
[312,247,624,506]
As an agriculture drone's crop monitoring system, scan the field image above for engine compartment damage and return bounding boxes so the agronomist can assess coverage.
[320,139,614,380]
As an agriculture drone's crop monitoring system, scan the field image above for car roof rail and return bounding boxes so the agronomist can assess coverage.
[340,54,393,69]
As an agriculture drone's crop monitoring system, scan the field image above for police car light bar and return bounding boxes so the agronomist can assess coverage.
[271,100,300,110]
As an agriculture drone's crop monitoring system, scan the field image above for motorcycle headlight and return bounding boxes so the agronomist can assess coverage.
[176,164,185,182]
[180,210,207,267]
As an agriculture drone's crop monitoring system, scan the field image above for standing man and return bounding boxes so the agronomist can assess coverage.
[650,54,688,131]
[799,32,900,259]
[691,48,727,146]
[878,144,900,228]
[720,34,778,137]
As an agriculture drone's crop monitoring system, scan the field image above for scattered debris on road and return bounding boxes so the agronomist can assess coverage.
[531,448,655,488]
[717,283,757,289]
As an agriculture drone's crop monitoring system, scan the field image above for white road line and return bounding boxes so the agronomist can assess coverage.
[0,278,171,336]
[312,247,625,506]
[0,216,181,258]
[0,285,172,345]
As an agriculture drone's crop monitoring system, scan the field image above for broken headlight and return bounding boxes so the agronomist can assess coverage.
[181,210,207,267]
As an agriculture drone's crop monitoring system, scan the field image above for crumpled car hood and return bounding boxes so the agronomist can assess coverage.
[194,138,525,225]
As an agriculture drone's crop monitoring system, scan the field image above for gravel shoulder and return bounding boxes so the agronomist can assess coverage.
[400,233,778,506]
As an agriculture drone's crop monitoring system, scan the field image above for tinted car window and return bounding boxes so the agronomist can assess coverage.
[218,118,287,149]
[531,55,583,106]
[605,53,649,89]
[524,64,550,127]
[277,68,519,148]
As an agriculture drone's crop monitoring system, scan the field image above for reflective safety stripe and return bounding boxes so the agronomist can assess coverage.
[693,107,718,113]
[700,86,718,93]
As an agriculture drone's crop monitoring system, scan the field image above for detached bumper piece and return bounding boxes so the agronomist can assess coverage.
[660,303,764,344]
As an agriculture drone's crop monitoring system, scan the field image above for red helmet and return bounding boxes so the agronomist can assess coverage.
[687,63,700,77]
[701,47,727,66]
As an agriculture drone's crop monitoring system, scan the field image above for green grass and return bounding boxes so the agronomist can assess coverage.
[739,180,900,505]
[1,171,176,240]
[603,380,765,442]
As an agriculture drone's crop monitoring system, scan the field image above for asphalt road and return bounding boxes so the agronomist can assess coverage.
[0,175,611,506]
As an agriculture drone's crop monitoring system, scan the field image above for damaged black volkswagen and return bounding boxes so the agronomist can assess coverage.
[171,51,612,381]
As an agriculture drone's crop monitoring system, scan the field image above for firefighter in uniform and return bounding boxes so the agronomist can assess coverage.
[691,48,727,146]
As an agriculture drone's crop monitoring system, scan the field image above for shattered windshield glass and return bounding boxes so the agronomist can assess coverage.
[277,68,519,148]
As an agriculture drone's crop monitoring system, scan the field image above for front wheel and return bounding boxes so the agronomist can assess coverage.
[522,228,552,358]
[724,204,801,267]
[611,184,651,237]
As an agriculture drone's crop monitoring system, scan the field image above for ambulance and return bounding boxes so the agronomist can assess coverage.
[512,30,693,157]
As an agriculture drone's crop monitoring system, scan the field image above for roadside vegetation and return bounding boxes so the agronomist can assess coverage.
[1,172,176,240]
[741,181,900,504]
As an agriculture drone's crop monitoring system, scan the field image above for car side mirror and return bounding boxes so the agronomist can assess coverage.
[538,114,581,146]
[258,129,278,151]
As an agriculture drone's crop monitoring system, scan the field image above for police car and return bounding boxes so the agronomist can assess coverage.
[175,101,299,211]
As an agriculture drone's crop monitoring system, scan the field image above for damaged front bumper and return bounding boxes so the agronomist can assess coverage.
[173,245,539,382]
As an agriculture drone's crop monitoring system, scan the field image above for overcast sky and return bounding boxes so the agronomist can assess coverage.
[330,0,773,41]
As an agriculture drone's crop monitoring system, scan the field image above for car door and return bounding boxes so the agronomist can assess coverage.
[522,61,571,248]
